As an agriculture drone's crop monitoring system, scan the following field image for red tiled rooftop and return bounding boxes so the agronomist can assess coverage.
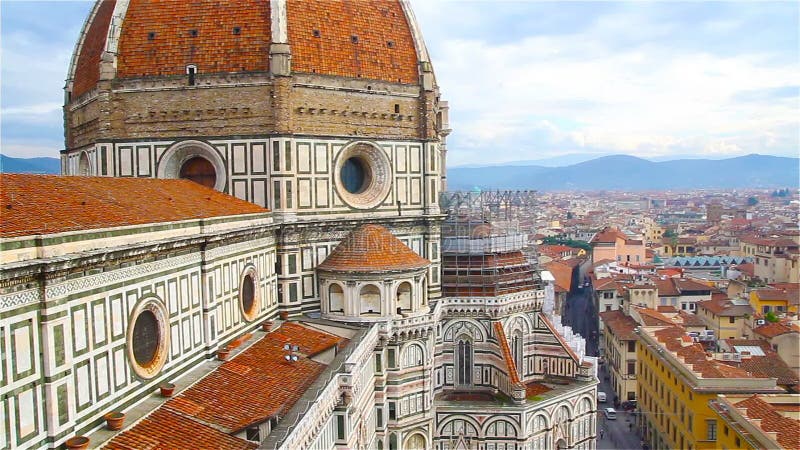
[652,326,758,379]
[318,224,429,272]
[753,322,797,339]
[0,175,268,238]
[591,227,628,244]
[599,310,638,340]
[72,0,116,97]
[288,0,419,84]
[105,322,345,448]
[104,407,256,450]
[493,322,521,386]
[634,307,674,326]
[74,0,420,96]
[116,0,271,80]
[753,288,794,302]
[733,395,800,450]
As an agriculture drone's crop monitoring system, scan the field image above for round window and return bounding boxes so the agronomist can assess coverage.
[127,297,169,379]
[239,267,260,322]
[132,310,159,366]
[242,274,255,315]
[334,142,392,209]
[179,156,216,188]
[341,157,372,194]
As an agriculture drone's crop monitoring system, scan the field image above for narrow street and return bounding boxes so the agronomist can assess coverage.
[562,282,599,356]
[596,363,645,450]
[563,281,645,449]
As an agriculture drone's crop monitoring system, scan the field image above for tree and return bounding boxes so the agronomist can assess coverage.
[747,196,758,206]
[663,229,678,239]
[765,311,779,323]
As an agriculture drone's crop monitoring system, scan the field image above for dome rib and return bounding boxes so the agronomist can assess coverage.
[318,224,430,273]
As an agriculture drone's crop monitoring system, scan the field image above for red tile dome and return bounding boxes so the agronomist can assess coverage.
[318,224,430,273]
[68,0,422,98]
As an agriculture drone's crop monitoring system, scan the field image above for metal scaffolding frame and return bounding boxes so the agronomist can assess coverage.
[440,191,540,297]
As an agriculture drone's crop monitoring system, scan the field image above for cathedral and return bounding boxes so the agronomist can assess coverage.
[0,1,597,449]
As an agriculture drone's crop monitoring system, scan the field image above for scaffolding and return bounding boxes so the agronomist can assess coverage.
[440,191,541,298]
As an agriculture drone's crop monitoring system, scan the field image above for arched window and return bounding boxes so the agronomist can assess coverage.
[389,433,398,450]
[397,281,412,311]
[456,339,473,386]
[406,433,426,450]
[78,152,91,176]
[512,330,523,379]
[421,278,428,306]
[532,415,549,450]
[485,419,516,438]
[402,343,425,368]
[328,284,344,313]
[360,285,381,315]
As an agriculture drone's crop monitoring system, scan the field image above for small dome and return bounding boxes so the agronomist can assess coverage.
[318,224,429,273]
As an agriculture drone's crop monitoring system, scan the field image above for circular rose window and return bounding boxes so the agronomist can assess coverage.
[127,297,169,379]
[334,142,392,209]
[239,266,260,322]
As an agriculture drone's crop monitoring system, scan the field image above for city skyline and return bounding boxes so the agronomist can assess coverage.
[1,0,799,166]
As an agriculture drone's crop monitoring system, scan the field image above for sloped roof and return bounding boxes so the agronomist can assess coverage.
[105,323,345,448]
[732,395,800,449]
[753,322,797,339]
[317,224,429,272]
[599,310,638,341]
[753,289,793,302]
[0,174,268,238]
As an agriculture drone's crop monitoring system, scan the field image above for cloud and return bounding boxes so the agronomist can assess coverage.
[413,0,800,166]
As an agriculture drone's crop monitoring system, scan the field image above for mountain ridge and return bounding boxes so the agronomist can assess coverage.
[448,154,799,191]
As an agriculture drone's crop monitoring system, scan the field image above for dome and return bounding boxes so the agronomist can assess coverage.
[68,0,428,98]
[318,224,430,273]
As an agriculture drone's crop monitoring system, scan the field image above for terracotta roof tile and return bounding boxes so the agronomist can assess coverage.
[652,326,759,379]
[105,322,345,449]
[317,224,429,272]
[591,227,628,244]
[104,408,256,450]
[288,0,419,84]
[753,322,796,339]
[753,288,794,302]
[72,0,116,97]
[599,310,638,340]
[0,175,268,238]
[733,395,800,450]
[75,0,420,87]
[493,322,521,386]
[116,0,271,79]
[634,307,674,326]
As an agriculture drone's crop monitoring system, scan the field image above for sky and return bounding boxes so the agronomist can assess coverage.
[1,0,798,167]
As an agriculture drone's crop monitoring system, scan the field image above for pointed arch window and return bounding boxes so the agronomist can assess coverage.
[457,339,473,386]
[512,330,523,379]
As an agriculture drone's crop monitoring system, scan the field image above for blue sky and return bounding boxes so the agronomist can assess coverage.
[2,1,798,166]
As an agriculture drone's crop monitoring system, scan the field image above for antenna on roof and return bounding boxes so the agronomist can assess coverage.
[283,342,300,363]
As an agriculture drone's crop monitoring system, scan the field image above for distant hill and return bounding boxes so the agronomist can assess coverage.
[0,155,60,174]
[447,154,800,191]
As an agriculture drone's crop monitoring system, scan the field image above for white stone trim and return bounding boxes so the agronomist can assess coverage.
[398,1,431,64]
[271,0,288,44]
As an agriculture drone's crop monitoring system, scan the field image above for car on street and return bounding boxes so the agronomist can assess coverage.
[603,408,617,420]
[598,391,607,402]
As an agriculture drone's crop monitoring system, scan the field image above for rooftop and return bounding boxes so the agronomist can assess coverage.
[725,394,800,450]
[0,174,268,238]
[317,224,429,273]
[105,322,345,449]
[599,310,638,341]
